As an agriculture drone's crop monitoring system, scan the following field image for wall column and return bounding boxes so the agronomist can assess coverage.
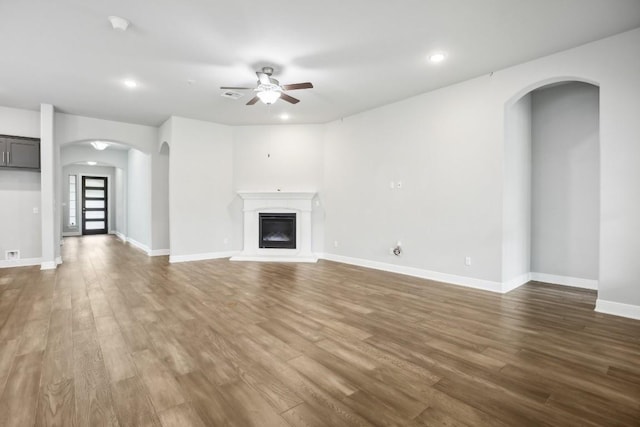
[40,103,57,269]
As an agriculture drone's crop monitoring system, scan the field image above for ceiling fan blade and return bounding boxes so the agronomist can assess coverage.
[220,86,253,90]
[280,93,300,104]
[256,72,271,85]
[281,82,313,91]
[246,96,260,105]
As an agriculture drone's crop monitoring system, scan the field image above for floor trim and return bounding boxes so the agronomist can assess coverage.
[40,260,57,270]
[0,257,43,269]
[169,251,238,264]
[530,272,598,290]
[320,253,504,293]
[149,249,170,257]
[126,237,150,254]
[595,299,640,320]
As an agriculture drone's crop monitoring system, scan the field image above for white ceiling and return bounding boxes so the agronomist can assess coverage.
[1,0,639,127]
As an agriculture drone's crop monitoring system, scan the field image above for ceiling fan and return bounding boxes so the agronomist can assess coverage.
[221,66,313,106]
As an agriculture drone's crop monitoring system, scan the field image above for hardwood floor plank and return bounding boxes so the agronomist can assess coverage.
[36,377,75,427]
[1,235,639,425]
[131,349,187,411]
[0,351,44,427]
[0,338,19,397]
[111,376,161,427]
[157,402,206,427]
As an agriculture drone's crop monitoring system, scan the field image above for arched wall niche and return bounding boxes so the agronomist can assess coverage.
[505,76,600,108]
[502,76,601,292]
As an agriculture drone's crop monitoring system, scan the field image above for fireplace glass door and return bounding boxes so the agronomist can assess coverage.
[259,213,296,249]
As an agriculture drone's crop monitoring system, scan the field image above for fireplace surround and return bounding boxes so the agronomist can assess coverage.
[230,191,317,262]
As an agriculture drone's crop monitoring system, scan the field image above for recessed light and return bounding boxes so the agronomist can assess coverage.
[428,52,447,63]
[108,16,130,31]
[91,141,109,151]
[124,79,137,88]
[87,161,97,166]
[280,113,289,120]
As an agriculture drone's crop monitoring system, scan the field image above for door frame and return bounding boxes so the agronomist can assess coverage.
[82,175,109,235]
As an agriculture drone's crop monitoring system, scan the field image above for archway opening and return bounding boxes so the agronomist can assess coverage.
[503,80,600,292]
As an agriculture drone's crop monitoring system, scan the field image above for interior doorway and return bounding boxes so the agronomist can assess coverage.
[82,176,108,235]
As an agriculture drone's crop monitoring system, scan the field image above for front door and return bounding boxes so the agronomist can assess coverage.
[82,176,108,235]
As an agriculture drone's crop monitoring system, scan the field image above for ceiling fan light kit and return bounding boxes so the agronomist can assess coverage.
[256,90,281,105]
[221,66,313,107]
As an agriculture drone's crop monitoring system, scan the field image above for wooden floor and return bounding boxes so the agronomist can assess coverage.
[0,236,639,426]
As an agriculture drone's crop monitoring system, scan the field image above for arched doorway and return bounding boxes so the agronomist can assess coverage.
[503,79,600,292]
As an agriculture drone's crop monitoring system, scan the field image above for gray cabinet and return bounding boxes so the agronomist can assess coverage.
[0,135,40,170]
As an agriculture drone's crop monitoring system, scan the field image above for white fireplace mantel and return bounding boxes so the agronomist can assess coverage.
[231,191,318,263]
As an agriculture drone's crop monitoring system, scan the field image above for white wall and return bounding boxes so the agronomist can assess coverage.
[232,125,325,252]
[115,168,127,237]
[61,165,117,235]
[531,82,599,280]
[322,28,640,305]
[55,112,157,153]
[127,149,151,249]
[151,145,170,252]
[0,171,41,263]
[169,117,234,258]
[324,78,504,284]
[61,145,128,170]
[502,94,532,287]
[0,106,41,265]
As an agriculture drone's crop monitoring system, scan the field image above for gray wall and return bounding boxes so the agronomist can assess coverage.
[502,94,532,285]
[127,149,151,248]
[531,82,600,280]
[151,144,170,251]
[0,106,41,262]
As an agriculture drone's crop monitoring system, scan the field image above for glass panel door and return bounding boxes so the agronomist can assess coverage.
[82,176,108,235]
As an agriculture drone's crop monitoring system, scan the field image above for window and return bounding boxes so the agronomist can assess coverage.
[69,175,77,227]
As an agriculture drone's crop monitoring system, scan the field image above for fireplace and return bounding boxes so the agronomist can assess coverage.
[259,213,296,249]
[231,191,317,262]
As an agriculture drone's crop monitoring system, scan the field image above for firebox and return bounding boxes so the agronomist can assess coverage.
[259,213,296,249]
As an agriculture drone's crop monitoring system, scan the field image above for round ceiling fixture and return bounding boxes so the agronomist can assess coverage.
[108,16,130,31]
[91,141,109,151]
[429,52,447,63]
[123,79,138,88]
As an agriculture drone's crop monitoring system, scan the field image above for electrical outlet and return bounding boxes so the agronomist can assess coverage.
[223,238,229,245]
[465,256,471,266]
[334,240,339,248]
[389,181,395,189]
[33,207,39,214]
[396,181,402,189]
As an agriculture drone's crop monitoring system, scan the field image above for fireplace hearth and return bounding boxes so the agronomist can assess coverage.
[259,213,296,249]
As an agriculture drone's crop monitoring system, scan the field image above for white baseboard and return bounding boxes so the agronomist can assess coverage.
[62,231,81,237]
[170,251,238,264]
[502,272,531,293]
[149,249,170,257]
[113,232,167,257]
[0,257,43,269]
[319,253,504,293]
[595,299,640,320]
[530,272,598,290]
[126,237,150,255]
[40,260,57,270]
